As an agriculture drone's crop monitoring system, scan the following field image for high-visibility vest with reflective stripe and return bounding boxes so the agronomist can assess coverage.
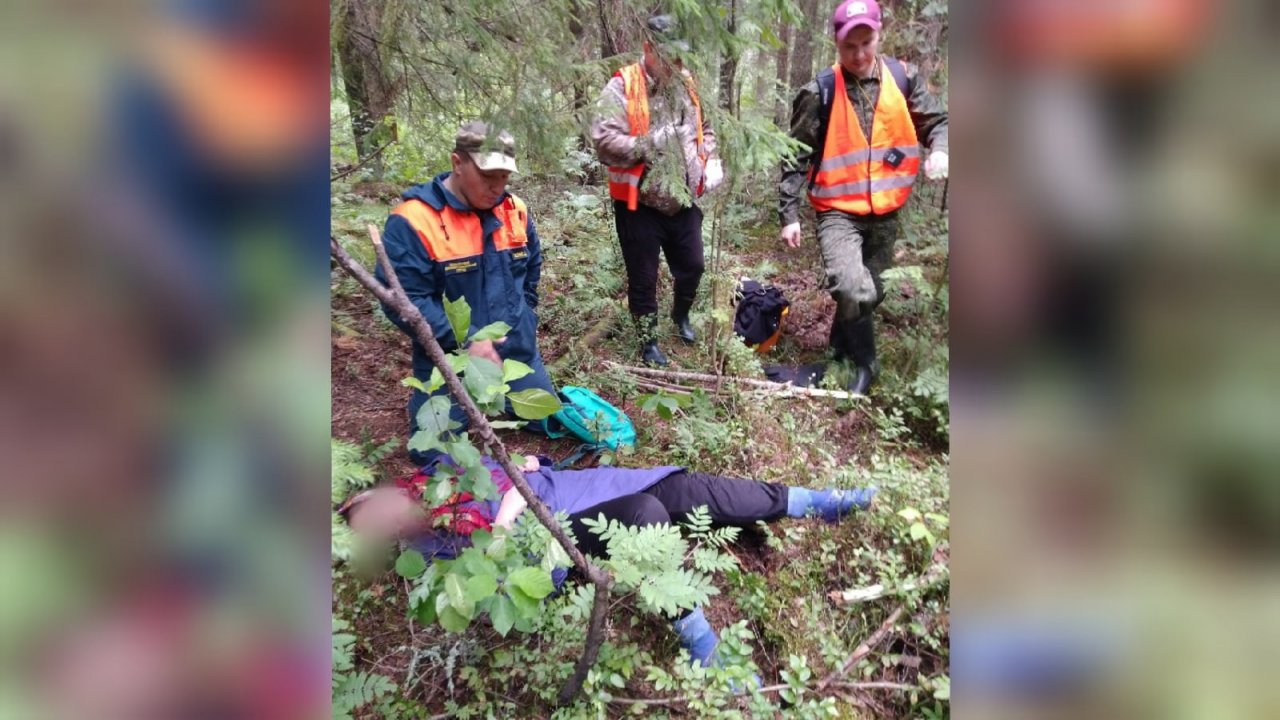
[607,62,707,211]
[808,61,920,216]
[390,195,529,262]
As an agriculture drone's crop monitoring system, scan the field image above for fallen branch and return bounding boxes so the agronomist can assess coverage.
[754,680,916,694]
[330,228,613,704]
[608,678,917,706]
[829,559,949,606]
[330,139,398,182]
[815,606,905,692]
[633,379,695,395]
[605,361,861,400]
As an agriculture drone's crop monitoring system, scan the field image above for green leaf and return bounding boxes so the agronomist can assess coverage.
[446,438,482,468]
[444,573,473,617]
[488,420,527,430]
[910,522,934,545]
[465,574,498,605]
[932,674,951,700]
[507,388,562,420]
[401,376,429,393]
[507,567,554,600]
[410,395,458,452]
[501,359,534,383]
[460,462,494,501]
[443,295,471,345]
[446,353,470,374]
[395,550,426,579]
[490,594,516,636]
[438,605,470,633]
[464,356,505,404]
[415,594,438,625]
[468,530,494,554]
[507,586,540,616]
[426,368,445,393]
[469,321,511,342]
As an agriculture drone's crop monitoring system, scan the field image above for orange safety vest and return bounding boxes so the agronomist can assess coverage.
[389,195,529,262]
[808,60,920,216]
[607,62,707,211]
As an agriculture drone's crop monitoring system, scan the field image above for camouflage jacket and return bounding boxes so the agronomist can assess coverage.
[778,57,948,225]
[591,64,718,216]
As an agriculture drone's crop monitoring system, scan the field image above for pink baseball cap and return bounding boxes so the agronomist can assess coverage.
[832,0,882,40]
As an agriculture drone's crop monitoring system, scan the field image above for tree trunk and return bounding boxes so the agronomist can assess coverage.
[595,0,618,59]
[336,0,398,180]
[717,0,739,117]
[773,17,792,126]
[569,0,590,151]
[788,0,822,96]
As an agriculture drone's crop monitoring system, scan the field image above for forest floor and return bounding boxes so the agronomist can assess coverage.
[331,170,950,718]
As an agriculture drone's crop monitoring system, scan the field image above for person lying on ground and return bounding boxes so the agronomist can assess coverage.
[339,454,876,673]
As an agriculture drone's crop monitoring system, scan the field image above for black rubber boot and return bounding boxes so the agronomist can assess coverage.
[847,315,879,395]
[636,314,670,366]
[671,297,696,344]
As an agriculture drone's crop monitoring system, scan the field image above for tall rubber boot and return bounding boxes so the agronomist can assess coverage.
[828,317,853,361]
[636,314,669,366]
[671,296,697,344]
[847,315,880,395]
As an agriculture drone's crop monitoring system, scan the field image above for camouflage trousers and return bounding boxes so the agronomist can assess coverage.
[815,210,899,324]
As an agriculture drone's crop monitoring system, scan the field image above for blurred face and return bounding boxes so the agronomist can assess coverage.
[642,41,680,83]
[447,153,511,210]
[837,25,880,78]
[348,488,426,539]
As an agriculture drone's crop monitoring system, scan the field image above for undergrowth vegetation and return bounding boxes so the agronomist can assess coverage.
[331,142,949,716]
[330,1,948,715]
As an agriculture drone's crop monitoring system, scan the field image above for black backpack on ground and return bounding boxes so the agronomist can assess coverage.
[733,279,790,352]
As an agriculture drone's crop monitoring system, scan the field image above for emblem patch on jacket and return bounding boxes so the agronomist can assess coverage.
[443,258,480,275]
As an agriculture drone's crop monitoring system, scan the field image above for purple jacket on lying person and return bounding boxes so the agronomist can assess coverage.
[340,454,876,672]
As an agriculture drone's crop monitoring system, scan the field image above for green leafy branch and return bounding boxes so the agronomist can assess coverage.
[330,226,615,704]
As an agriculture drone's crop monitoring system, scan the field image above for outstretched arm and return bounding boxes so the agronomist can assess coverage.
[492,487,529,530]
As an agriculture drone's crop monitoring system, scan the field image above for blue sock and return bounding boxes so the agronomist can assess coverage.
[672,607,719,667]
[674,608,764,694]
[786,487,814,517]
[787,486,877,521]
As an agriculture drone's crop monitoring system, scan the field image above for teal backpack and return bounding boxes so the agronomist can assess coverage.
[545,386,636,467]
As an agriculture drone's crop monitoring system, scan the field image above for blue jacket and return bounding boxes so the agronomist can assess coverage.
[376,173,545,383]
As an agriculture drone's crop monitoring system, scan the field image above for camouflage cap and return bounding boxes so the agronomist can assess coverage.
[646,14,690,53]
[454,121,518,173]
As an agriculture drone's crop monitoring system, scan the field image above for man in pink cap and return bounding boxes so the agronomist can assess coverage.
[777,0,948,395]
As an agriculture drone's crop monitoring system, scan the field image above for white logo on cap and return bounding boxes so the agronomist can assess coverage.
[847,2,868,17]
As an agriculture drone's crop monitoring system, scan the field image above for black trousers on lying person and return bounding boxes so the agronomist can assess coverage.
[566,471,789,560]
[614,201,705,318]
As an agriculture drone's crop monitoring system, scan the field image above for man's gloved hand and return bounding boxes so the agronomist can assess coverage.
[703,158,724,192]
[780,221,802,248]
[925,150,948,180]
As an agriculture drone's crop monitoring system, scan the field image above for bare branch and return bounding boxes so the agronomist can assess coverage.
[816,606,905,692]
[331,139,398,182]
[604,361,862,400]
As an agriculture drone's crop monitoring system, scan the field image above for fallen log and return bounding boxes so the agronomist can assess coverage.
[604,361,863,400]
